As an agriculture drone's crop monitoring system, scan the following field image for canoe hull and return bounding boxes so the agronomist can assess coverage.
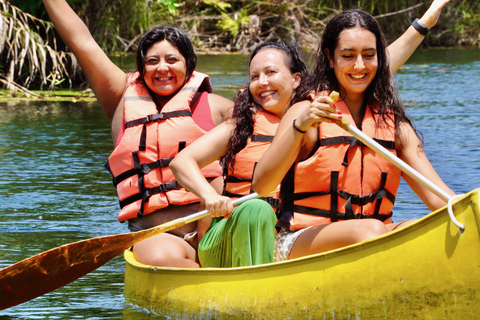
[124,189,480,318]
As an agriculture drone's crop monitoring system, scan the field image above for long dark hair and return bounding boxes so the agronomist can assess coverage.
[306,9,415,135]
[136,26,197,84]
[223,41,309,173]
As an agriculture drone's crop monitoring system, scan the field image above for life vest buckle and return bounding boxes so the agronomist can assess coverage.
[145,114,155,123]
[141,163,152,174]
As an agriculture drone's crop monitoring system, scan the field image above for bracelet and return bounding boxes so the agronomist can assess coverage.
[292,119,306,134]
[412,18,429,36]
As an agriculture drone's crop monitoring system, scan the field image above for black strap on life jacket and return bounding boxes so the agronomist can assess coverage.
[110,155,173,186]
[314,136,395,167]
[279,165,395,229]
[251,134,274,142]
[124,110,192,129]
[119,181,183,217]
[124,110,191,151]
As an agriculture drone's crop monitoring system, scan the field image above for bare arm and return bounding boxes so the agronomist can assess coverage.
[170,121,234,217]
[42,0,126,121]
[207,93,234,125]
[253,97,341,195]
[387,0,450,74]
[396,123,455,210]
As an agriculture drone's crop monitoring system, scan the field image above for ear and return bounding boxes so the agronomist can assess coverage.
[325,48,334,69]
[292,72,302,90]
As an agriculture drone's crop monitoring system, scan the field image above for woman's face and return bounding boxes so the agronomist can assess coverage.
[143,40,187,97]
[328,26,378,100]
[249,48,301,117]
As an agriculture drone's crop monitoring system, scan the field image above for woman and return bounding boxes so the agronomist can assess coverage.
[42,0,233,267]
[252,9,455,262]
[171,42,306,267]
[171,0,451,268]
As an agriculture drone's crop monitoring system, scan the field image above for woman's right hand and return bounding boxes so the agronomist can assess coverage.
[293,92,343,132]
[204,194,234,219]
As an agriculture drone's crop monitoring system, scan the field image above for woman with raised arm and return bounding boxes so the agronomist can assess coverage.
[252,8,455,262]
[42,0,233,268]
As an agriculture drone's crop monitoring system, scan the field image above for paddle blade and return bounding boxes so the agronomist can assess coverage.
[0,232,135,310]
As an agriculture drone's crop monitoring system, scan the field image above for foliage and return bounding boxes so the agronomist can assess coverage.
[0,0,79,96]
[2,0,480,92]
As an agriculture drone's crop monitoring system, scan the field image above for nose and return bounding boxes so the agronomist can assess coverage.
[156,60,169,73]
[258,73,268,87]
[354,55,365,71]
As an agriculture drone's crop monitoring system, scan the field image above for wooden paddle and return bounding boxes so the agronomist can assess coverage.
[329,92,464,231]
[0,191,267,310]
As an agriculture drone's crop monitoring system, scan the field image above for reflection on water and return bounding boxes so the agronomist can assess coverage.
[0,48,479,319]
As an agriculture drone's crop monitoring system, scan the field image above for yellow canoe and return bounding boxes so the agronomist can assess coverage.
[124,188,480,318]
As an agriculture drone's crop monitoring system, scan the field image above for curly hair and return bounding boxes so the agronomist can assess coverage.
[304,9,416,136]
[222,42,309,174]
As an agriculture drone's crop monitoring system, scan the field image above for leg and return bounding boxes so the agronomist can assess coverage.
[133,233,200,268]
[289,219,388,259]
[198,199,276,267]
[386,218,419,231]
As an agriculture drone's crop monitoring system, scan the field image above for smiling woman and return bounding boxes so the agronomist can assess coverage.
[326,27,378,121]
[41,0,233,268]
[252,9,456,262]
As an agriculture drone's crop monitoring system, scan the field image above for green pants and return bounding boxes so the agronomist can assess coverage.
[198,199,276,268]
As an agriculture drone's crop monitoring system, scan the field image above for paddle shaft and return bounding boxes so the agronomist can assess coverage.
[335,119,452,202]
[0,191,266,310]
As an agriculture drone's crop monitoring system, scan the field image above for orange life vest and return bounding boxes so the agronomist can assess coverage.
[223,108,280,209]
[106,71,222,222]
[278,98,401,231]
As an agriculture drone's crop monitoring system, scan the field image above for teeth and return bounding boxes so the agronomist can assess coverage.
[157,77,171,81]
[260,91,275,97]
[351,74,365,79]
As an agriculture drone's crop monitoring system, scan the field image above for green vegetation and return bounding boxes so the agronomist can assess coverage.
[1,0,479,99]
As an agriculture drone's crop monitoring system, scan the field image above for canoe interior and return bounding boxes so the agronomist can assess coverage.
[124,188,480,318]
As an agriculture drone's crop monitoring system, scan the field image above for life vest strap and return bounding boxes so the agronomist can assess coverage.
[251,135,274,142]
[224,176,252,183]
[124,110,192,129]
[291,204,393,222]
[318,136,395,150]
[119,181,183,213]
[337,188,395,207]
[317,136,395,167]
[223,190,280,209]
[287,190,331,202]
[112,157,174,186]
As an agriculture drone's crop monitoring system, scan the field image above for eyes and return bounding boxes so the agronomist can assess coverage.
[145,55,181,65]
[340,50,376,61]
[250,69,277,81]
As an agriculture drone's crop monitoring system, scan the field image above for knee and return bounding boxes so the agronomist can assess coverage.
[236,199,276,223]
[352,219,387,242]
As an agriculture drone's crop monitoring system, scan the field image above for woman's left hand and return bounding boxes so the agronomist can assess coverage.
[419,0,451,29]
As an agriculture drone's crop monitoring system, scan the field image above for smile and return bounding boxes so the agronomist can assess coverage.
[350,74,366,80]
[260,90,276,98]
[155,76,173,81]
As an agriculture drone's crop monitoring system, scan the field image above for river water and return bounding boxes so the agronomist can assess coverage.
[0,48,479,318]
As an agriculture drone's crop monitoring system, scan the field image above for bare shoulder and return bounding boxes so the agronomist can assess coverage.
[396,122,423,158]
[207,93,234,124]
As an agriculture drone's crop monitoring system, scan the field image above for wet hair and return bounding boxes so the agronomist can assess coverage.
[306,9,415,136]
[223,41,309,174]
[136,26,197,85]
